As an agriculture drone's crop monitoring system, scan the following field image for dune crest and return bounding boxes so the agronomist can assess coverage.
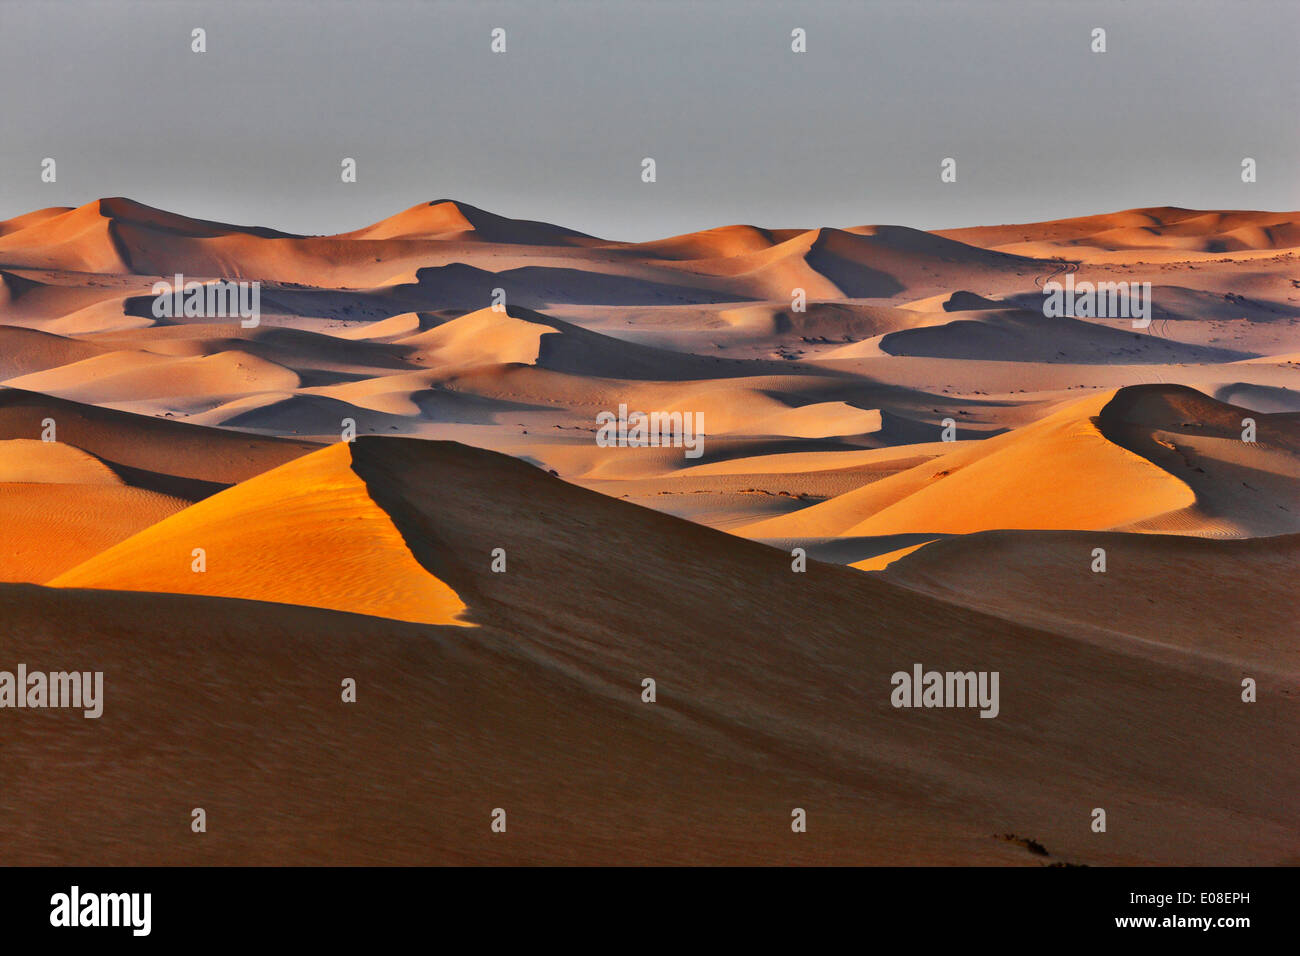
[337,199,596,245]
[398,305,563,367]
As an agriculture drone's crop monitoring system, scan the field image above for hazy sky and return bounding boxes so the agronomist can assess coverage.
[2,0,1296,240]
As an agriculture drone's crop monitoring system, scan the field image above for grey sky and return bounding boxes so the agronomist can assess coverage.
[2,0,1296,240]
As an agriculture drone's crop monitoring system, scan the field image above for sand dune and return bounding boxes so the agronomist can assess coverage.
[1214,381,1300,413]
[392,303,776,383]
[882,528,1300,674]
[0,206,71,238]
[664,225,1040,302]
[0,325,106,378]
[338,199,596,245]
[192,390,424,435]
[840,309,1252,364]
[6,436,1296,864]
[330,310,446,341]
[0,485,188,584]
[939,206,1300,250]
[902,290,1009,312]
[2,197,1298,865]
[0,200,136,272]
[2,198,403,285]
[716,300,932,341]
[0,270,147,330]
[0,387,317,485]
[51,441,471,626]
[738,387,1185,538]
[1095,384,1300,536]
[0,438,192,582]
[677,443,952,477]
[739,401,883,439]
[6,348,302,409]
[939,207,1300,262]
[88,322,419,380]
[0,390,314,583]
[631,223,786,260]
[398,305,563,367]
[745,384,1300,543]
[0,437,123,484]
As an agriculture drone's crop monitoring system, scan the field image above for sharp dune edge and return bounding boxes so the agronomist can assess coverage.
[0,197,1297,864]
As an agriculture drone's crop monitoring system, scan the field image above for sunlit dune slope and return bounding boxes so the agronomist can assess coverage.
[740,387,1194,538]
[0,437,122,485]
[0,438,191,582]
[741,384,1300,540]
[50,441,471,626]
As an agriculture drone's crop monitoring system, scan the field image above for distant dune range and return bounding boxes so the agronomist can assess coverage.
[0,198,1297,864]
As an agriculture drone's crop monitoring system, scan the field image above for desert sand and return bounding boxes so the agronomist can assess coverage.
[0,197,1296,864]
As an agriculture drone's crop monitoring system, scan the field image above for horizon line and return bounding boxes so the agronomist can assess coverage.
[5,195,1297,247]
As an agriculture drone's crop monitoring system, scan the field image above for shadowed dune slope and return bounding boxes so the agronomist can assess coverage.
[0,325,107,378]
[881,528,1300,674]
[862,310,1251,364]
[0,388,318,485]
[1095,384,1300,536]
